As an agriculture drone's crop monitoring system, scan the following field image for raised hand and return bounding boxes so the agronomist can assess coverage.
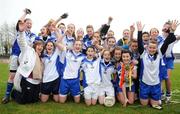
[20,8,30,22]
[170,20,180,32]
[108,16,113,24]
[136,21,144,31]
[23,8,31,14]
[61,13,68,19]
[130,24,135,33]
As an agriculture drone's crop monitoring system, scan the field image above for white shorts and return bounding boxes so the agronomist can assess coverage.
[99,86,114,97]
[84,84,100,100]
[9,55,19,71]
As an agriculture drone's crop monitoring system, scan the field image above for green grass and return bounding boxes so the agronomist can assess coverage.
[0,63,180,114]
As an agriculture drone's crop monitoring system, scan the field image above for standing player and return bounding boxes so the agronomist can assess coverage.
[137,21,178,109]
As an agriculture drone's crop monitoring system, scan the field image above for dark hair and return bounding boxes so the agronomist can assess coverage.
[86,46,95,52]
[111,46,122,59]
[129,39,137,46]
[16,20,21,31]
[121,49,133,60]
[44,41,55,52]
[16,18,32,32]
[57,23,65,28]
[164,20,171,25]
[142,31,150,36]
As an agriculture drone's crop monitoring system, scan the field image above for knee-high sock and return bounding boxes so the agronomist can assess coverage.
[5,82,14,97]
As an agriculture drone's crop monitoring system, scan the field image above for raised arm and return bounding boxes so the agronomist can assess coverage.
[136,21,145,55]
[99,16,113,40]
[16,8,30,31]
[17,21,28,52]
[53,13,68,26]
[44,13,68,27]
[19,8,31,22]
[54,27,63,42]
[160,20,179,55]
[54,27,66,51]
[130,24,135,40]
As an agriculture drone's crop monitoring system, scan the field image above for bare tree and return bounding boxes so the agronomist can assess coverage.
[0,22,16,56]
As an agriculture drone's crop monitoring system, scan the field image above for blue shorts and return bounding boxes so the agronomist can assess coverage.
[41,77,60,95]
[160,65,168,81]
[140,82,161,101]
[116,84,135,93]
[59,78,80,96]
[166,58,174,69]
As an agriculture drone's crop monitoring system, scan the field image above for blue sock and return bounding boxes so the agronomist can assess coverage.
[5,82,13,97]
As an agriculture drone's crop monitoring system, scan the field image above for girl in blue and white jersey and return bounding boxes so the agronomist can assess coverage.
[137,21,178,110]
[98,50,115,106]
[40,28,62,103]
[81,46,102,106]
[58,40,85,103]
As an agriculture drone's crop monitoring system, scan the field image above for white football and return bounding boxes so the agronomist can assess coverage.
[104,96,115,107]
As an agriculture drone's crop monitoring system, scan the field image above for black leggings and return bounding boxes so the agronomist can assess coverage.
[11,78,40,104]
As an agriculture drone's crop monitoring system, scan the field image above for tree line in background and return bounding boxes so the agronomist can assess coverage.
[0,22,16,56]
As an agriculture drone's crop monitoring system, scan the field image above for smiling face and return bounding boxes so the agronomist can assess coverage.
[67,24,75,35]
[107,37,116,48]
[130,42,138,52]
[122,29,130,39]
[122,52,131,65]
[148,41,157,55]
[142,32,150,44]
[45,41,54,55]
[86,25,94,37]
[150,28,159,40]
[103,50,111,62]
[33,40,44,56]
[107,30,114,38]
[114,49,121,61]
[73,40,82,53]
[58,23,66,32]
[162,23,171,34]
[48,22,56,32]
[86,47,95,59]
[92,32,100,45]
[76,28,84,39]
[25,19,32,31]
[40,27,48,36]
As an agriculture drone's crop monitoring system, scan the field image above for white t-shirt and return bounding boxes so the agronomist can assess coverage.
[62,35,75,50]
[42,48,60,83]
[60,50,85,79]
[81,56,102,85]
[140,50,162,85]
[100,60,114,87]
